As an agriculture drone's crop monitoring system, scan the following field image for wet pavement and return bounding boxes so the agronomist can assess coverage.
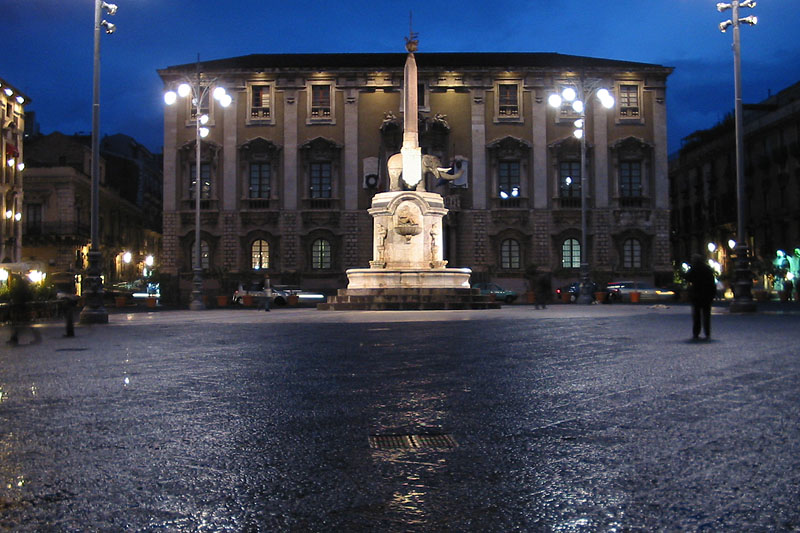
[1,303,799,531]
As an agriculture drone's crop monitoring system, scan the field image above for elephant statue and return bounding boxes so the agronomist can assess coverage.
[387,153,466,192]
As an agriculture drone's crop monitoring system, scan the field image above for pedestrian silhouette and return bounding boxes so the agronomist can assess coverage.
[7,274,41,346]
[685,254,716,340]
[534,273,551,310]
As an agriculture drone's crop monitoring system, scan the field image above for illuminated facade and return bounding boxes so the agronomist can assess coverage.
[22,132,161,281]
[670,80,800,292]
[159,53,673,298]
[1,76,28,263]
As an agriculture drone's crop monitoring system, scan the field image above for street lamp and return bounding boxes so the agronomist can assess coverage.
[718,0,758,313]
[549,79,614,304]
[80,0,117,324]
[164,64,231,310]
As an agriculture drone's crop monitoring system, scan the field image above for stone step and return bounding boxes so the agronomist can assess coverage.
[317,287,501,311]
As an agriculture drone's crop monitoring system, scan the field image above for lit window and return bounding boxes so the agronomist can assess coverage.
[559,161,581,198]
[311,84,331,118]
[498,161,520,197]
[623,238,642,269]
[619,84,640,118]
[189,86,210,120]
[498,84,519,118]
[189,163,211,200]
[191,240,210,270]
[250,85,271,119]
[251,240,269,270]
[310,162,332,199]
[562,238,580,269]
[312,238,331,270]
[501,239,521,269]
[249,163,270,199]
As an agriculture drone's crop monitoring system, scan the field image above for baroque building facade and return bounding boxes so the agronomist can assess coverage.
[1,76,28,264]
[22,132,162,282]
[159,53,673,297]
[670,80,800,292]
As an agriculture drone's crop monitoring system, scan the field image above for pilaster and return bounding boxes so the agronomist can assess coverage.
[283,90,298,210]
[470,89,487,209]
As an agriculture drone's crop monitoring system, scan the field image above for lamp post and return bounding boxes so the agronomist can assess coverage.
[164,64,231,310]
[718,0,758,313]
[549,79,615,304]
[80,0,117,324]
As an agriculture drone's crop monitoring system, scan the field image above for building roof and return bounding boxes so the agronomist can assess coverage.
[159,52,672,76]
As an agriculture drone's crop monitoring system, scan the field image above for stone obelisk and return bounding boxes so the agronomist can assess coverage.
[400,35,423,189]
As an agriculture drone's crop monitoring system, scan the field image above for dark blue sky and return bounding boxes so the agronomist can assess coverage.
[7,0,800,155]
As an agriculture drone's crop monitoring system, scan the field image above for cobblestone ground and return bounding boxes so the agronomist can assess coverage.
[1,303,799,531]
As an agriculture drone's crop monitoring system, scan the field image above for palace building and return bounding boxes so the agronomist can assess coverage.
[158,52,673,300]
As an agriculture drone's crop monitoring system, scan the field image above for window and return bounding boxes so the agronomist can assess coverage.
[251,240,269,270]
[249,163,270,199]
[250,85,271,119]
[620,161,642,198]
[191,240,210,270]
[559,161,581,198]
[25,203,42,234]
[618,84,640,118]
[310,84,331,119]
[500,239,521,269]
[562,238,581,269]
[311,238,331,269]
[498,161,520,197]
[189,163,211,200]
[623,238,642,269]
[418,82,427,110]
[498,84,519,118]
[310,162,332,199]
[190,86,210,120]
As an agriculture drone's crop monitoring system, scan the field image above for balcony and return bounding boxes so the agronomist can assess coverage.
[23,222,90,243]
[491,197,528,209]
[556,196,582,209]
[618,196,651,208]
[302,198,340,210]
[243,198,275,210]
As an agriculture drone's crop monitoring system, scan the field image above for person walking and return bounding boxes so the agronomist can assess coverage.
[534,273,551,310]
[7,274,40,346]
[685,254,716,340]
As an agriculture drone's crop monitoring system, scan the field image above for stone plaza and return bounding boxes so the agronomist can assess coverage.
[1,302,799,530]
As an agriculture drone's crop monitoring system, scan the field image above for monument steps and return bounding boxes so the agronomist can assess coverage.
[317,288,501,311]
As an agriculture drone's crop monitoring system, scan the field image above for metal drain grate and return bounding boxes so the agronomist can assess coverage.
[369,433,457,449]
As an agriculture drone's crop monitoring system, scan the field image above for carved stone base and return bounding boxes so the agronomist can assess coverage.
[346,267,471,290]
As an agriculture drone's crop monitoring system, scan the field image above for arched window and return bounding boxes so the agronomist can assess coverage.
[623,238,642,269]
[251,239,269,270]
[562,238,580,269]
[190,240,210,270]
[500,238,521,269]
[311,238,331,270]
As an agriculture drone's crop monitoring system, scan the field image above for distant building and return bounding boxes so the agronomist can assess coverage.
[1,76,29,263]
[159,52,673,299]
[22,132,162,282]
[669,80,800,292]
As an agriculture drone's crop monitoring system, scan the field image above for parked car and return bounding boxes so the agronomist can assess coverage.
[606,281,676,302]
[108,279,160,301]
[555,281,599,303]
[472,282,518,304]
[232,281,289,306]
[273,285,327,305]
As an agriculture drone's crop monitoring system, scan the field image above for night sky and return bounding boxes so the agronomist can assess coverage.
[7,0,800,155]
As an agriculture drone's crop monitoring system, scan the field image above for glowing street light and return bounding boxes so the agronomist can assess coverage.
[80,0,118,325]
[719,0,758,313]
[164,61,232,310]
[549,78,615,304]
